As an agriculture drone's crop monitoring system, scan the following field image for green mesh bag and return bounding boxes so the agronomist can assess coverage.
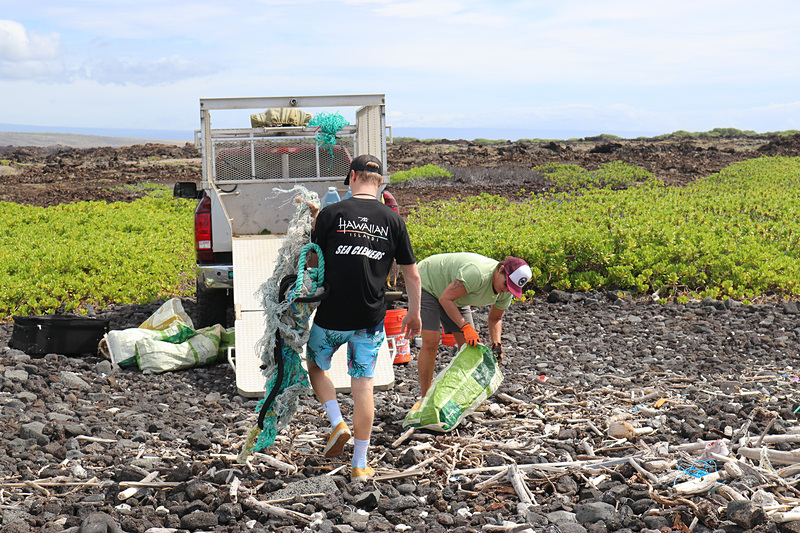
[403,343,503,432]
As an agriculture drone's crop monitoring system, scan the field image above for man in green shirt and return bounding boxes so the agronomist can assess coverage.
[416,252,532,399]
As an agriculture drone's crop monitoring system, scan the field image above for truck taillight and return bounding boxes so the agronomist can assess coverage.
[194,195,214,263]
[382,191,399,215]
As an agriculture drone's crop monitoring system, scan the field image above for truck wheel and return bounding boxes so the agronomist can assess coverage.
[195,284,233,328]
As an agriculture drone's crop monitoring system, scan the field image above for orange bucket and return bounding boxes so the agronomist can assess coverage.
[385,309,407,336]
[441,329,457,347]
[388,336,411,364]
[385,309,410,364]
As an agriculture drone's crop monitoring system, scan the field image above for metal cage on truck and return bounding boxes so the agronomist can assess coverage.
[199,94,387,240]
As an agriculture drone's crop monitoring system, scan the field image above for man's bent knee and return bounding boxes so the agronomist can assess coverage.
[350,376,374,392]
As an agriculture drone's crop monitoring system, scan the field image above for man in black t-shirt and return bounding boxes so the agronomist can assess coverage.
[305,155,421,482]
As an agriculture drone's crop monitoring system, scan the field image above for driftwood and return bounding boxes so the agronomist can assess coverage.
[118,471,159,500]
[738,447,800,465]
[118,480,180,488]
[6,363,800,532]
[482,523,536,532]
[715,484,747,501]
[475,468,510,491]
[772,511,800,523]
[374,470,426,481]
[251,452,297,474]
[23,480,50,497]
[392,427,416,448]
[242,496,313,524]
[627,457,658,484]
[76,435,117,444]
[747,434,800,445]
[507,463,536,504]
[229,476,240,504]
[0,480,104,489]
[674,475,722,496]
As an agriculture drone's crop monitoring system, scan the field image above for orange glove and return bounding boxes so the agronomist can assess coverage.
[460,323,481,347]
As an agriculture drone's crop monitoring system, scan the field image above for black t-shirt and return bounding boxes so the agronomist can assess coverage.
[311,197,415,330]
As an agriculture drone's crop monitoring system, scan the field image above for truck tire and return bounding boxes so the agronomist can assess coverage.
[195,283,233,329]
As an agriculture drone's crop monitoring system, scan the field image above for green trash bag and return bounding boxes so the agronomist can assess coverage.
[403,343,503,432]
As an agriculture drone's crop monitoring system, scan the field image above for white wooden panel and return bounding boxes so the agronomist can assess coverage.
[231,235,394,397]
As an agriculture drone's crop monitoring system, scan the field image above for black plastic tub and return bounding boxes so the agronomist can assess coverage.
[9,315,110,356]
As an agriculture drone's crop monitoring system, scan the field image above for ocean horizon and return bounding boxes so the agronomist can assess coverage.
[0,122,665,143]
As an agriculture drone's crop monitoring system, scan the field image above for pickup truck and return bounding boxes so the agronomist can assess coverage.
[175,94,390,329]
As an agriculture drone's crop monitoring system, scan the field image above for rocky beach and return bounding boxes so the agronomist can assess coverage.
[1,135,800,532]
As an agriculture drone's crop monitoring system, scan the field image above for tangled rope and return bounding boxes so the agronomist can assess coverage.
[309,112,349,170]
[290,243,325,304]
[238,186,326,462]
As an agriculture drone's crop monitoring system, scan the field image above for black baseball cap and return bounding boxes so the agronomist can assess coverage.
[345,154,383,185]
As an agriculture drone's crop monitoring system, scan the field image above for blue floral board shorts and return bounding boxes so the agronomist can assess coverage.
[306,322,385,379]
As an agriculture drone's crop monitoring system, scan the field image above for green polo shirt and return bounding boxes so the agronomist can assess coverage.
[418,252,513,310]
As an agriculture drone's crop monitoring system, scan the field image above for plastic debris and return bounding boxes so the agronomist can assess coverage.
[674,458,717,486]
[699,439,729,460]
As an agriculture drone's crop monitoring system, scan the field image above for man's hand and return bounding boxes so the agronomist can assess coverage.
[460,323,481,347]
[294,197,320,218]
[306,200,319,219]
[402,314,422,340]
[491,342,503,364]
[295,197,320,231]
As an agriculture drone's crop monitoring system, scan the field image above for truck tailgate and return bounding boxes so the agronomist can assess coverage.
[231,234,396,397]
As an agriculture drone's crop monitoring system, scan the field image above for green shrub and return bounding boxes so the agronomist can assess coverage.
[408,156,800,300]
[112,182,173,198]
[654,128,775,140]
[390,164,454,184]
[534,163,590,189]
[0,197,195,318]
[3,155,800,317]
[534,161,656,190]
[584,134,623,141]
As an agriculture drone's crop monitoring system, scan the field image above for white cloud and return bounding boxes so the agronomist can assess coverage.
[0,19,60,61]
[0,18,221,85]
[79,55,220,86]
[0,19,64,80]
[1,1,799,135]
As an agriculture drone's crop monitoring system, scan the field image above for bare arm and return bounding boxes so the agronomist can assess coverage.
[398,263,422,339]
[438,279,469,327]
[487,305,504,345]
[306,200,320,232]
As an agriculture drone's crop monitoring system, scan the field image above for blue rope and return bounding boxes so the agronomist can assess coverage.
[674,459,717,486]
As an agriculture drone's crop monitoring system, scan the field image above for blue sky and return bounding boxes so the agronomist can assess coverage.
[2,0,799,140]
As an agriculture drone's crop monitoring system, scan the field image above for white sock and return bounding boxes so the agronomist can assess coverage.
[323,400,343,430]
[352,438,369,469]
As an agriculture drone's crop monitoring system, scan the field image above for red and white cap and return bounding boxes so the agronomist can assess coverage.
[503,257,532,298]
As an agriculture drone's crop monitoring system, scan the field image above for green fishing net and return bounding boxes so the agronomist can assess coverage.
[238,186,326,462]
[309,112,350,169]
